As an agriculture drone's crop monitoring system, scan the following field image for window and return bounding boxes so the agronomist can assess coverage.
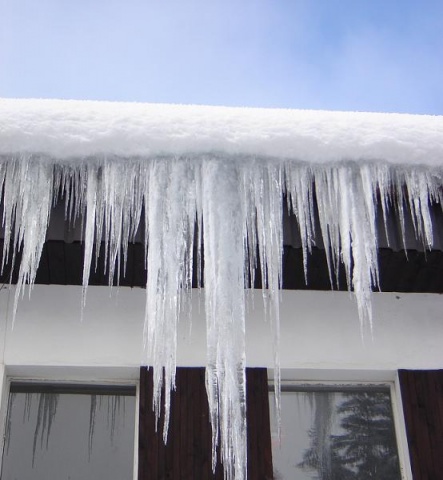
[270,384,402,480]
[1,382,136,480]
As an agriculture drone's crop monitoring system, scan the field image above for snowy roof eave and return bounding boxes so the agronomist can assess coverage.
[0,98,442,166]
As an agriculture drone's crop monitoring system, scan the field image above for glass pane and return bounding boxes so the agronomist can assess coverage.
[1,384,136,480]
[270,387,402,480]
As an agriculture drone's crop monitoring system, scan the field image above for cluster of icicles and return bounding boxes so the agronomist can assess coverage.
[1,154,441,480]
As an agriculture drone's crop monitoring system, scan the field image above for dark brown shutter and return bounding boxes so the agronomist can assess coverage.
[138,367,273,479]
[399,369,443,480]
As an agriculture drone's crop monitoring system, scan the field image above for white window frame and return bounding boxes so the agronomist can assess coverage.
[0,366,140,480]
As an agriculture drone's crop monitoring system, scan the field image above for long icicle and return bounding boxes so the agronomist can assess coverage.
[1,154,442,479]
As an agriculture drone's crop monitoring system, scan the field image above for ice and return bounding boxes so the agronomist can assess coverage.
[243,160,283,435]
[1,158,54,325]
[143,158,199,440]
[0,155,440,478]
[1,98,443,479]
[202,159,247,479]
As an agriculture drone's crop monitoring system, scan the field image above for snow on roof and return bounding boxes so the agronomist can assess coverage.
[0,98,442,165]
[1,97,443,480]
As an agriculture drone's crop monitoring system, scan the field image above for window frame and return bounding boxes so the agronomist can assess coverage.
[0,367,140,480]
[268,373,413,480]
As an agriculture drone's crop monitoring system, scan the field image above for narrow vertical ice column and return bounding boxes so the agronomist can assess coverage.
[82,164,98,306]
[285,164,315,282]
[144,158,198,440]
[242,160,284,427]
[202,158,247,480]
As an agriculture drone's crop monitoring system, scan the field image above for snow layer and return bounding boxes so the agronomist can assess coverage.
[1,98,443,480]
[0,98,442,165]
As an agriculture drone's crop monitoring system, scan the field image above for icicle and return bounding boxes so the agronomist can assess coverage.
[285,163,315,282]
[0,156,54,324]
[243,160,283,436]
[311,164,379,336]
[202,158,247,480]
[2,150,443,478]
[403,168,434,250]
[143,158,197,441]
[82,165,98,307]
[371,164,393,248]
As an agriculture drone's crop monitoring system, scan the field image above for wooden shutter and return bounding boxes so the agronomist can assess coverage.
[399,369,443,480]
[138,367,273,479]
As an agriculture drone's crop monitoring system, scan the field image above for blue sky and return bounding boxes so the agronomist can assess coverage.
[1,0,442,114]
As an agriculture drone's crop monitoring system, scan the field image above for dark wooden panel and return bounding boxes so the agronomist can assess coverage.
[127,242,145,287]
[138,367,149,478]
[139,367,221,480]
[180,369,193,478]
[246,370,258,480]
[87,242,107,286]
[399,370,443,480]
[34,242,50,283]
[171,371,181,480]
[3,237,443,294]
[46,241,67,284]
[138,367,272,479]
[157,381,166,480]
[64,241,83,285]
[246,368,273,480]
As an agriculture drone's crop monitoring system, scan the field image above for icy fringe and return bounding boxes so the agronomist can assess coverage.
[1,154,441,480]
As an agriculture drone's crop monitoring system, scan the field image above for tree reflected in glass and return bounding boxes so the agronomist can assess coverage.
[271,387,402,480]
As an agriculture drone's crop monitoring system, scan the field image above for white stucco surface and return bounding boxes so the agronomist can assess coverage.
[0,285,441,375]
[0,285,436,480]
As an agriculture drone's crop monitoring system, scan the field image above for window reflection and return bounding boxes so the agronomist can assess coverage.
[270,386,402,480]
[1,383,136,480]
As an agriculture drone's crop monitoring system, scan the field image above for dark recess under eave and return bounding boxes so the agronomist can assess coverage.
[1,240,443,294]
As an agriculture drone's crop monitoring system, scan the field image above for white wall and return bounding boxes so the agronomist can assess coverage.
[0,285,442,376]
[0,284,438,479]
